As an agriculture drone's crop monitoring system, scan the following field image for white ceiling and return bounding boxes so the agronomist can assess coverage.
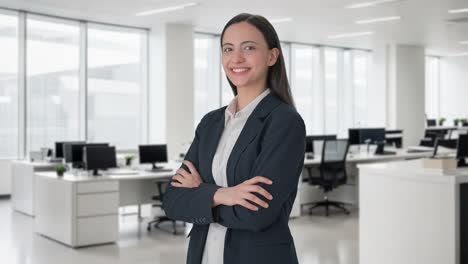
[1,0,468,55]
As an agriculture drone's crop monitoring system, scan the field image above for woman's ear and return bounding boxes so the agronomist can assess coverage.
[268,48,280,66]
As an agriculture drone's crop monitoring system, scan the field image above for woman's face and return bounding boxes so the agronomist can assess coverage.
[221,22,279,90]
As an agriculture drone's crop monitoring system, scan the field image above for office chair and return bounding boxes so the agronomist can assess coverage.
[304,139,351,216]
[419,129,447,147]
[147,179,180,235]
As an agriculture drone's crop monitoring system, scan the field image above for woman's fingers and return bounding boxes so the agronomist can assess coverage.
[176,168,191,178]
[171,181,184,187]
[183,160,199,175]
[243,193,269,208]
[244,176,273,185]
[238,199,258,211]
[244,185,273,200]
[172,174,186,184]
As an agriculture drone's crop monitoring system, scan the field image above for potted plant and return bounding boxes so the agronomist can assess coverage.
[124,155,135,167]
[454,118,460,126]
[438,117,446,126]
[55,164,66,177]
[461,118,468,127]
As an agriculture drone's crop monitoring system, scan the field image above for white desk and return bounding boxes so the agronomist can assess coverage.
[34,167,177,247]
[299,148,441,208]
[11,160,57,216]
[359,159,468,264]
[303,148,435,166]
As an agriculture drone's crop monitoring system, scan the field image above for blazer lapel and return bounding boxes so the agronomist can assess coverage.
[226,93,282,186]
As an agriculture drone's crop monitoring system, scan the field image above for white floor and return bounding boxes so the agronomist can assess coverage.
[0,198,358,264]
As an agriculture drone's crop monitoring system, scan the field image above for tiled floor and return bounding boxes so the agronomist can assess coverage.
[0,199,358,264]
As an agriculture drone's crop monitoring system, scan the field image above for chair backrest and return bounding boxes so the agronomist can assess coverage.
[321,139,349,163]
[309,139,349,190]
[156,180,171,201]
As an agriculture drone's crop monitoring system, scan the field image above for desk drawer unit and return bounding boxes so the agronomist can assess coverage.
[74,180,119,247]
[77,181,119,194]
[77,192,119,217]
[77,215,118,246]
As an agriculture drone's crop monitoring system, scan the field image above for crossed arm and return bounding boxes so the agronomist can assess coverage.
[162,114,305,231]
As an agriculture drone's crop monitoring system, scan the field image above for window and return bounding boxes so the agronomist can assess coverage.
[353,50,370,127]
[0,12,18,158]
[324,48,340,134]
[87,24,147,149]
[194,34,221,128]
[291,44,321,134]
[26,15,81,152]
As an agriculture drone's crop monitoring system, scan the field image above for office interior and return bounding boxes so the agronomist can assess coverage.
[1,0,468,263]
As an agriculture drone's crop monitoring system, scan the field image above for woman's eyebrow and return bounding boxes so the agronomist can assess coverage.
[241,41,258,45]
[222,41,259,46]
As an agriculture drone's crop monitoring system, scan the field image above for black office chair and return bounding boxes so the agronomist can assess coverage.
[419,129,447,147]
[305,139,351,216]
[147,180,180,235]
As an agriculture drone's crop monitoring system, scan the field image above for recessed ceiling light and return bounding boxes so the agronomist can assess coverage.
[327,31,374,39]
[346,0,404,9]
[460,40,468,45]
[355,16,402,24]
[447,52,468,57]
[448,8,468,14]
[269,17,293,24]
[135,2,198,16]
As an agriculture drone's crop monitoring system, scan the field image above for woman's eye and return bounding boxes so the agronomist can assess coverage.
[244,46,255,51]
[223,47,232,53]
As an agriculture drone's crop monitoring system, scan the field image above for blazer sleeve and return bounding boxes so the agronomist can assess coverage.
[212,112,306,232]
[162,118,221,225]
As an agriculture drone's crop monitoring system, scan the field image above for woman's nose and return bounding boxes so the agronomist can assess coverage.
[231,49,245,63]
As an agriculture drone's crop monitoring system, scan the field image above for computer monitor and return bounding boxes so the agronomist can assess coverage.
[84,146,117,176]
[139,144,168,170]
[64,142,108,168]
[348,129,362,145]
[433,138,457,157]
[348,128,386,145]
[360,128,386,144]
[457,134,468,167]
[55,141,85,158]
[305,135,337,153]
[427,119,437,127]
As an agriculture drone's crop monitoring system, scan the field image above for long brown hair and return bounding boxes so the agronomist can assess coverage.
[220,13,295,107]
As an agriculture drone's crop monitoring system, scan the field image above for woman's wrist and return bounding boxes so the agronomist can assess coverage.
[212,187,226,208]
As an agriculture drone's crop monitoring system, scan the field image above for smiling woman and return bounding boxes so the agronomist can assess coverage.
[163,13,306,264]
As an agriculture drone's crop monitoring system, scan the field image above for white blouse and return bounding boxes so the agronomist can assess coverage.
[201,88,271,264]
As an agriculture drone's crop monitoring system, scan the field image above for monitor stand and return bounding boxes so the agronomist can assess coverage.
[149,163,164,171]
[92,169,101,176]
[458,158,468,167]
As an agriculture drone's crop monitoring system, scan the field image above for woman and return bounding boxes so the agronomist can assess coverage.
[163,13,306,264]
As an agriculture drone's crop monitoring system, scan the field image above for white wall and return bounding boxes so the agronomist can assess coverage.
[149,24,167,144]
[387,44,426,147]
[368,43,387,127]
[165,24,195,160]
[0,160,12,195]
[440,57,468,120]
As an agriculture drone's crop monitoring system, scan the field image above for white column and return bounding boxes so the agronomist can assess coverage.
[386,44,425,147]
[166,24,194,160]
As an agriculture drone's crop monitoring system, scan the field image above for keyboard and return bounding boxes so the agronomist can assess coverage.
[146,168,173,173]
[375,150,397,156]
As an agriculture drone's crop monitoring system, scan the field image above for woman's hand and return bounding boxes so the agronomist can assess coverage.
[171,160,203,188]
[213,176,273,211]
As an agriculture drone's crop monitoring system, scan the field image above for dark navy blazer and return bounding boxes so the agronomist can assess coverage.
[163,92,306,264]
